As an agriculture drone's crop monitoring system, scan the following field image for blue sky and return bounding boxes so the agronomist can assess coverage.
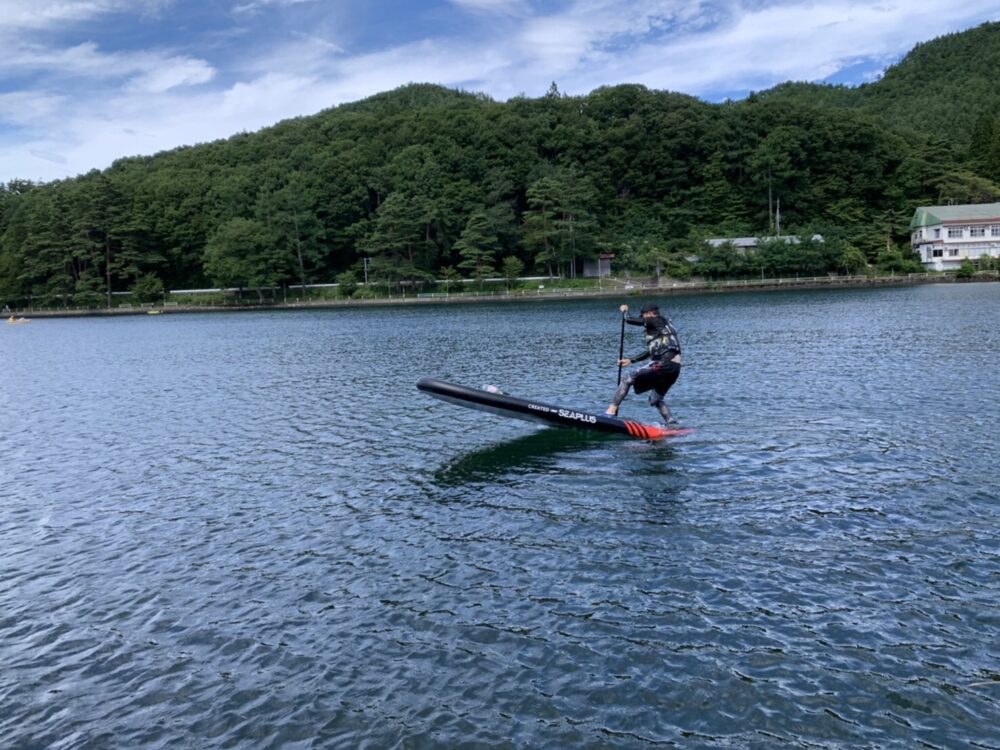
[1,0,998,183]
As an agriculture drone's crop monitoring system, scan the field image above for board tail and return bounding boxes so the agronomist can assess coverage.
[622,420,693,440]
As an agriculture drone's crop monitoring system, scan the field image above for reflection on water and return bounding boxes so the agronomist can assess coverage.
[1,284,999,748]
[433,427,611,486]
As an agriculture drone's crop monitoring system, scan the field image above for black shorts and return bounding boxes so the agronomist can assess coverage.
[633,361,680,396]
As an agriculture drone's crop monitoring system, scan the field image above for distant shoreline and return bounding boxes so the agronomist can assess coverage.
[7,273,994,319]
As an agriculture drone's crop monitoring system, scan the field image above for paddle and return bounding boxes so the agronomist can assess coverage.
[616,309,626,385]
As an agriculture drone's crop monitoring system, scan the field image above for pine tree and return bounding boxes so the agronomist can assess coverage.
[968,113,996,174]
[454,210,499,284]
[360,192,433,290]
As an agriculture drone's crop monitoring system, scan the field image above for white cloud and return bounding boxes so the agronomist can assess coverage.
[331,40,499,98]
[233,0,317,14]
[235,33,343,77]
[0,1,120,31]
[10,41,127,75]
[3,39,218,95]
[0,92,66,126]
[125,57,216,93]
[448,0,531,15]
[29,148,68,165]
[0,0,171,32]
[519,16,594,71]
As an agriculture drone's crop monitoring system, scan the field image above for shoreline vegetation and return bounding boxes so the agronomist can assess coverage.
[4,25,1000,319]
[7,272,995,319]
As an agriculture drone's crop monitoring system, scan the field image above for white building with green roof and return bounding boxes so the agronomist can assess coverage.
[910,202,1000,270]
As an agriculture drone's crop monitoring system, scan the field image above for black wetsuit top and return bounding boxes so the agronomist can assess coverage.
[626,315,681,365]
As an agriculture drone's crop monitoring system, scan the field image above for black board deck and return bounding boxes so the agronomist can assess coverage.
[417,377,692,441]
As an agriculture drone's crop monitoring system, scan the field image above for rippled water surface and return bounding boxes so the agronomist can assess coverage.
[2,283,999,749]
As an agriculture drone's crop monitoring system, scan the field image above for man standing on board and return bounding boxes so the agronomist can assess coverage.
[606,302,682,424]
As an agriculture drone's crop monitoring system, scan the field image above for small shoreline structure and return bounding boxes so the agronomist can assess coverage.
[5,272,995,319]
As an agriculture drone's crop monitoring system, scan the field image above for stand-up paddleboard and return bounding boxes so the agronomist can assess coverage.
[417,378,692,440]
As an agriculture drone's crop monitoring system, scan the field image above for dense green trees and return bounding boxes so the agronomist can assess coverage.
[454,210,500,283]
[203,217,288,298]
[968,113,1000,181]
[3,24,1000,307]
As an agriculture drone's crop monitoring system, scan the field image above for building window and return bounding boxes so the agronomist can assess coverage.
[932,248,943,257]
[970,226,986,237]
[947,227,963,238]
[992,226,1000,237]
[948,248,960,257]
[934,228,941,238]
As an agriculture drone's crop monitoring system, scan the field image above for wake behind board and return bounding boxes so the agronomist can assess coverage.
[417,378,692,441]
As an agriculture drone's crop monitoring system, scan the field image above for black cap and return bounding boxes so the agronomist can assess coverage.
[640,302,660,314]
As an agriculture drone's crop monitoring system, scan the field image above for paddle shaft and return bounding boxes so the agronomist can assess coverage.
[616,311,626,385]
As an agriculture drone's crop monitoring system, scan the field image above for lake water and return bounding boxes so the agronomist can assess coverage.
[2,283,998,748]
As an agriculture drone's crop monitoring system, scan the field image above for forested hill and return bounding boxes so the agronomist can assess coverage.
[757,22,1000,149]
[2,23,1000,307]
